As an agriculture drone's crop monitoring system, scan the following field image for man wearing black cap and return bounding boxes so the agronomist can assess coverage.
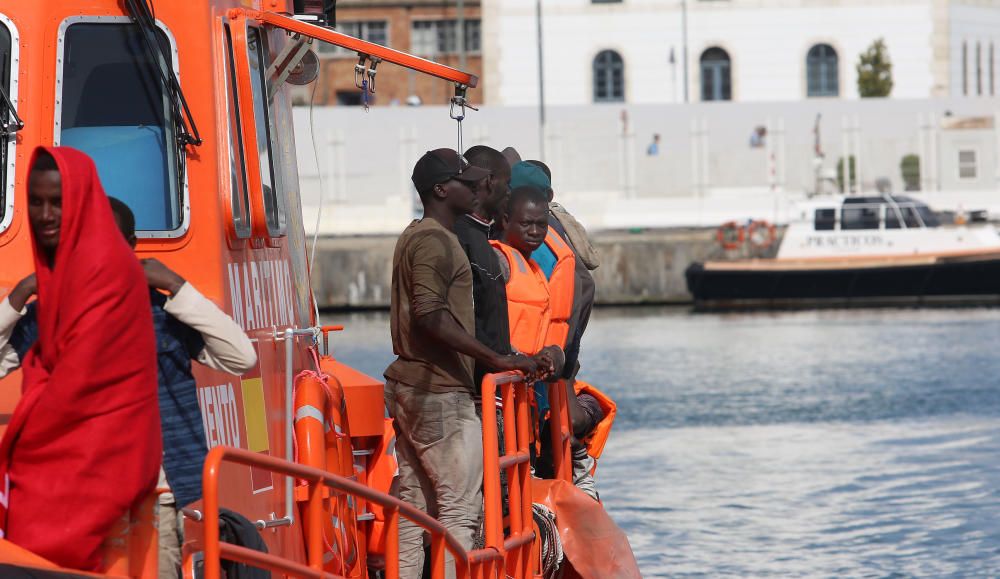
[383,148,543,579]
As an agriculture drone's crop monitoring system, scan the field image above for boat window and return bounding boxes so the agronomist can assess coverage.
[814,208,836,230]
[58,22,181,233]
[841,205,879,230]
[885,205,902,229]
[915,204,939,227]
[0,20,13,232]
[224,24,251,239]
[247,27,286,237]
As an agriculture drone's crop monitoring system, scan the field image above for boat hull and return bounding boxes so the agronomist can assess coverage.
[685,255,1000,309]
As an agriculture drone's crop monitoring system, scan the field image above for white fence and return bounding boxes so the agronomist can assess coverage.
[293,98,1000,235]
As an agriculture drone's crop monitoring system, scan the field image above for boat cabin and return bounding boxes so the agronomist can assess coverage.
[810,196,940,232]
[777,195,1000,260]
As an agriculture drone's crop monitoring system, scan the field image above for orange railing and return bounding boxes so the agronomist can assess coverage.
[480,372,534,579]
[201,446,504,579]
[479,372,575,579]
[547,380,574,485]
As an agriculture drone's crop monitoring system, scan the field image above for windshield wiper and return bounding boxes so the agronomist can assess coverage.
[124,0,202,148]
[0,83,23,138]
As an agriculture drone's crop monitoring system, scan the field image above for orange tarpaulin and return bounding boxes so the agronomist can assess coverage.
[531,478,642,579]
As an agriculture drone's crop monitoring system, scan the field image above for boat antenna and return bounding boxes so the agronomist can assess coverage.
[124,0,202,149]
[307,78,324,325]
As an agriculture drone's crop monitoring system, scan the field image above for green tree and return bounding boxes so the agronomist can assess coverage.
[900,154,920,191]
[857,38,893,97]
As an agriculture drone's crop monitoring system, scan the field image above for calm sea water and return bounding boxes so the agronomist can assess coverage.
[324,307,1000,578]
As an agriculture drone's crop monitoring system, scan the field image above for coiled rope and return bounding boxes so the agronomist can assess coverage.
[532,503,563,578]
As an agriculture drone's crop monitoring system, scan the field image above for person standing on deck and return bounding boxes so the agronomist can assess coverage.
[384,149,544,579]
[0,147,159,571]
[454,145,515,390]
[0,197,258,578]
[507,162,605,500]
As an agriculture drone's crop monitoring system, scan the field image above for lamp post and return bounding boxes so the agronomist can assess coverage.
[681,0,689,103]
[537,0,546,160]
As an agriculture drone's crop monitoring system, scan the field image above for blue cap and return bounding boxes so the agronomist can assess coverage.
[509,161,552,196]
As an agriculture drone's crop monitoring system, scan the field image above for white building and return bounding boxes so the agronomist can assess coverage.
[482,0,1000,105]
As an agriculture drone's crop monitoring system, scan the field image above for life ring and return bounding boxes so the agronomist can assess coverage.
[746,220,777,249]
[293,369,362,575]
[716,221,745,250]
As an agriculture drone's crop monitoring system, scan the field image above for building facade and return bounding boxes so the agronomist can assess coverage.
[297,0,484,107]
[482,0,1000,105]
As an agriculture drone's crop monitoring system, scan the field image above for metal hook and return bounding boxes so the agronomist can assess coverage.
[449,84,478,121]
[354,54,368,90]
[366,58,381,94]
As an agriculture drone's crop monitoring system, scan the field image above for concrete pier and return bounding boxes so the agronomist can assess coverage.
[311,227,749,309]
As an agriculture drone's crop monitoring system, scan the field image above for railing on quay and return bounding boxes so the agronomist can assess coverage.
[201,446,504,579]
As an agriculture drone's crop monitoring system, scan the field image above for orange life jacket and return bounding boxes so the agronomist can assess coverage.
[573,379,617,460]
[491,240,551,355]
[542,227,576,350]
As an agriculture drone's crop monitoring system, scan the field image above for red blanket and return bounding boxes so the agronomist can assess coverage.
[0,147,160,570]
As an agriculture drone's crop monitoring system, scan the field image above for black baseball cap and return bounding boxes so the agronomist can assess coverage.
[412,148,491,194]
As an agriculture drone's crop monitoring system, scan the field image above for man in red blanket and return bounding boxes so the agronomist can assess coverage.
[0,147,160,570]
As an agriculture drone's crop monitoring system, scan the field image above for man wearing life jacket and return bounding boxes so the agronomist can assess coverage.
[1,197,257,577]
[384,149,544,579]
[489,186,566,369]
[506,162,610,501]
[0,148,159,571]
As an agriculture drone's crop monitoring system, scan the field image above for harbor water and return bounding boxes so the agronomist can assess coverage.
[324,307,1000,577]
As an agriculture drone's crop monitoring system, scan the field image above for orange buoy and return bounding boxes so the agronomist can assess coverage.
[746,220,777,249]
[293,370,363,576]
[716,221,745,250]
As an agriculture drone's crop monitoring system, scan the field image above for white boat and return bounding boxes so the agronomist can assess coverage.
[686,195,1000,308]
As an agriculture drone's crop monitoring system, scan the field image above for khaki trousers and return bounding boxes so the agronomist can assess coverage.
[384,380,484,579]
[158,501,183,579]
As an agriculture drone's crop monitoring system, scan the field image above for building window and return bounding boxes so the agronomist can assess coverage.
[592,50,625,102]
[336,91,364,106]
[958,150,977,179]
[318,21,388,57]
[806,44,838,97]
[700,47,731,101]
[977,42,983,95]
[58,22,182,233]
[411,20,481,55]
[963,41,968,96]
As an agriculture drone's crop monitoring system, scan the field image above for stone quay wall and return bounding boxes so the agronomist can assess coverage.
[311,227,767,310]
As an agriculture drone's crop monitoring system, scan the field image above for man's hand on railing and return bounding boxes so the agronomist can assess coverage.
[536,346,566,382]
[491,353,542,380]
